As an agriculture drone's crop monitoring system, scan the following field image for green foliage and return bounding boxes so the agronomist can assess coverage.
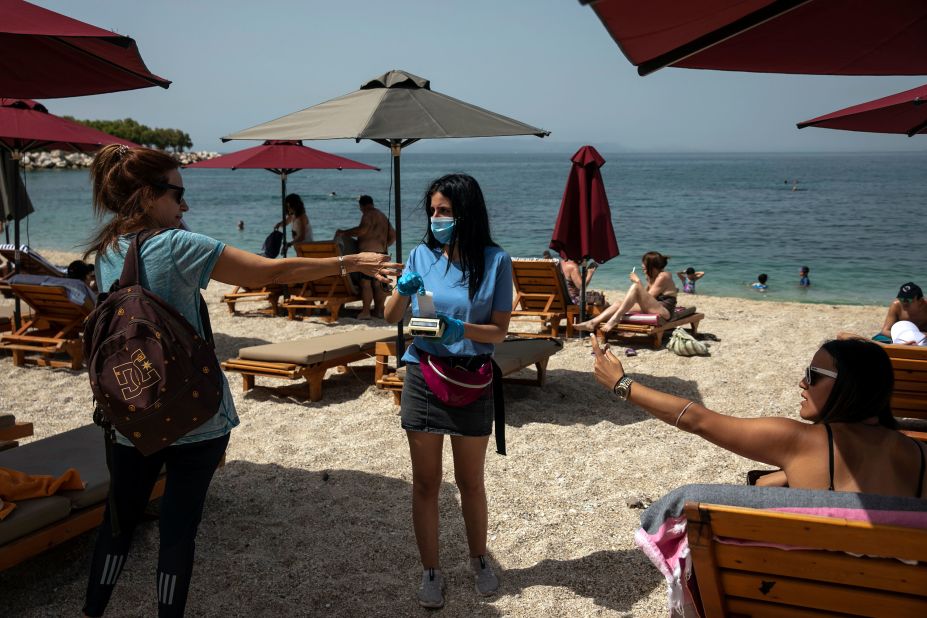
[63,117,193,152]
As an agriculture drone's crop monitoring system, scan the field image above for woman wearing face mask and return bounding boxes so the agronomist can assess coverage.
[384,174,512,609]
[81,146,398,618]
[591,338,926,497]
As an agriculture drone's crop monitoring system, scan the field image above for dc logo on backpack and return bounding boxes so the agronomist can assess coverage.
[113,349,161,401]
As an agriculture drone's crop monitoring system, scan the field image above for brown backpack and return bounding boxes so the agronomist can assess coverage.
[84,229,222,455]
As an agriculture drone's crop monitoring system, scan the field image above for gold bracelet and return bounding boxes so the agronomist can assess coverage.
[675,401,694,427]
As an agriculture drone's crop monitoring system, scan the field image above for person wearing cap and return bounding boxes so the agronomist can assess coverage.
[875,282,927,344]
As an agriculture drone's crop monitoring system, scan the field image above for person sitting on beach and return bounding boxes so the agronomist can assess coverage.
[839,282,927,345]
[336,195,396,319]
[575,251,677,333]
[676,266,704,294]
[66,259,97,292]
[592,338,926,498]
[80,145,398,618]
[560,257,597,305]
[384,174,510,608]
[752,273,768,291]
[799,265,811,287]
[273,193,312,255]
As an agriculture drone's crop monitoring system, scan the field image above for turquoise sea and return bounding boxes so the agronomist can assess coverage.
[9,151,927,306]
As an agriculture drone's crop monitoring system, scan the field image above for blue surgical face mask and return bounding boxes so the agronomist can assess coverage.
[430,217,455,245]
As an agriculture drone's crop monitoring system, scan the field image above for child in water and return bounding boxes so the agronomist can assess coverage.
[752,273,768,291]
[676,266,705,294]
[799,265,811,287]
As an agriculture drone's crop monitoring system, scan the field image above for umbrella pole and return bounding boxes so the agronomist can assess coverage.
[280,172,288,257]
[11,152,22,330]
[579,259,587,340]
[391,140,407,363]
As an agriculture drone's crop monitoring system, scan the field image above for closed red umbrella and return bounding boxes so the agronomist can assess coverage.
[797,83,927,136]
[550,145,619,330]
[583,0,927,76]
[0,0,170,98]
[185,141,378,249]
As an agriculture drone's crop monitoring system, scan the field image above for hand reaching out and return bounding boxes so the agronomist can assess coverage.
[591,341,625,391]
[348,253,402,284]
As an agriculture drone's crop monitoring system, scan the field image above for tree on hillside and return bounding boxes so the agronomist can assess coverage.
[63,117,193,152]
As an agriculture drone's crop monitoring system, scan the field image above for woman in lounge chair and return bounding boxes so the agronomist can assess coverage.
[384,173,512,609]
[576,251,678,333]
[81,145,398,618]
[591,338,926,498]
[273,192,312,255]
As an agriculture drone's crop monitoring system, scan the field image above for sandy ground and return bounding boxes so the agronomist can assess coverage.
[0,249,885,617]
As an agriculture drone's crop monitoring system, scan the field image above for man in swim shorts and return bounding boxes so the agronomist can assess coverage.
[336,195,396,319]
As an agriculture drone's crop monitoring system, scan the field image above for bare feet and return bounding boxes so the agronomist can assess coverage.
[574,320,600,332]
[601,320,618,333]
[357,312,372,321]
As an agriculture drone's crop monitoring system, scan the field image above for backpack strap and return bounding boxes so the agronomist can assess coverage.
[116,228,170,288]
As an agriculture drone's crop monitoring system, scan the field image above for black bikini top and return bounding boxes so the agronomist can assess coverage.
[825,424,926,497]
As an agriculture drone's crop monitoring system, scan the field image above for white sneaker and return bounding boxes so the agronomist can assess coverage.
[470,555,499,596]
[418,568,445,609]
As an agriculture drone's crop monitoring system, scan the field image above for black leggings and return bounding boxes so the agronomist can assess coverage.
[83,433,229,617]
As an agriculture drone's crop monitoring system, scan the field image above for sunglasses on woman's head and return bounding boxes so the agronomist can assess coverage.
[151,181,185,204]
[805,365,837,386]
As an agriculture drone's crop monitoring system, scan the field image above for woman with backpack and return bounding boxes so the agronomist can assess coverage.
[81,144,398,618]
[383,174,512,608]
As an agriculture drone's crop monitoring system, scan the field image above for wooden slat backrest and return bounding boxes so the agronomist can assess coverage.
[511,259,571,313]
[9,283,93,323]
[685,502,927,618]
[0,248,64,277]
[292,241,358,297]
[884,344,927,421]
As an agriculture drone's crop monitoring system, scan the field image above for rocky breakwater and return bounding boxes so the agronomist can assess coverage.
[20,150,220,170]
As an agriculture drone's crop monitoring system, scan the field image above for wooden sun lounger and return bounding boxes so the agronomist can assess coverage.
[0,276,94,369]
[0,413,33,451]
[685,501,927,617]
[0,245,66,279]
[882,344,927,442]
[510,258,579,338]
[375,337,563,405]
[281,241,361,323]
[222,284,286,316]
[597,306,705,349]
[221,328,400,401]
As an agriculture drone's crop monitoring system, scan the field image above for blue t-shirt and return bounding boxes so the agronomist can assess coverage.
[96,230,239,446]
[402,244,513,363]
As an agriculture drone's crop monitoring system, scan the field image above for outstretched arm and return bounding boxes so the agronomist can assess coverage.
[592,344,805,468]
[211,245,399,289]
[880,302,901,337]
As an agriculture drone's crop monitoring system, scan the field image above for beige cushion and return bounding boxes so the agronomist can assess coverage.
[238,328,396,365]
[0,424,109,509]
[493,338,563,375]
[0,495,72,545]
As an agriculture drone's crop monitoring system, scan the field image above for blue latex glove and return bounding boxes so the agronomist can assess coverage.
[436,312,465,346]
[397,271,424,297]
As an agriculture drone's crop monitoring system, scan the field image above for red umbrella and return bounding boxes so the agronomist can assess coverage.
[550,145,619,328]
[583,0,927,76]
[0,0,170,98]
[797,83,927,136]
[0,98,137,151]
[185,140,378,248]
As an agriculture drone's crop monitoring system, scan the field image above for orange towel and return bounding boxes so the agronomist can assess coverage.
[0,467,85,520]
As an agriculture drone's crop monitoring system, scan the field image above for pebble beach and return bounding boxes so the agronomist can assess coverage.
[0,249,887,617]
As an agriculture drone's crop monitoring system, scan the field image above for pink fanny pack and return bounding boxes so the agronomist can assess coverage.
[418,351,493,407]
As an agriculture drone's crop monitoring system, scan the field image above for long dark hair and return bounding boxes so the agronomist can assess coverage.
[284,193,305,217]
[85,145,179,259]
[423,173,497,300]
[817,339,896,428]
[642,251,670,282]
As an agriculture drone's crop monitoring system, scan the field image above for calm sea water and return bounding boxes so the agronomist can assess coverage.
[10,151,926,306]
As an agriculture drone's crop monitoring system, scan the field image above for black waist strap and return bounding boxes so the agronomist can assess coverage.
[491,359,505,456]
[825,424,835,491]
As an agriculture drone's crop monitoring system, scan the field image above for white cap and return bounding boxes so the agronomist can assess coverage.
[891,320,926,346]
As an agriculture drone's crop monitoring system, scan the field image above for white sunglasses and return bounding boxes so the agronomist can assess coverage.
[805,365,838,386]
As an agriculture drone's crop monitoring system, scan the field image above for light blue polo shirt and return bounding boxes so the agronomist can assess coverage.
[402,244,513,363]
[96,230,239,447]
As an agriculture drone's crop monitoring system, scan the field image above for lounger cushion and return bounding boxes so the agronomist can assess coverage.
[621,305,696,326]
[8,274,96,307]
[238,328,396,365]
[0,424,108,509]
[493,338,563,375]
[0,495,72,545]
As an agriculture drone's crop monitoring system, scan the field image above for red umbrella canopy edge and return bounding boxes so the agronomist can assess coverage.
[797,83,927,136]
[583,0,927,76]
[184,140,379,173]
[0,0,170,98]
[0,98,138,152]
[550,145,619,264]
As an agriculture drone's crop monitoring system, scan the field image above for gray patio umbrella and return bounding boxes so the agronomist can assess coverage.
[223,70,549,263]
[224,69,549,354]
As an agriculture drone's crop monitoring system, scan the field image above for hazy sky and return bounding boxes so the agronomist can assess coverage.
[32,0,927,154]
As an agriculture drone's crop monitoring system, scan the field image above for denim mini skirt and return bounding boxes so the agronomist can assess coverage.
[400,362,493,437]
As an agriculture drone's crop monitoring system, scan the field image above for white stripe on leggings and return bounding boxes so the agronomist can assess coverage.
[99,555,111,585]
[158,572,176,605]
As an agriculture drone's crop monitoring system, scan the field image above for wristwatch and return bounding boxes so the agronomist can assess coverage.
[338,255,347,277]
[613,376,633,400]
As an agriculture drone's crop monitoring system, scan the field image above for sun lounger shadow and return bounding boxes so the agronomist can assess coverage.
[503,549,659,613]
